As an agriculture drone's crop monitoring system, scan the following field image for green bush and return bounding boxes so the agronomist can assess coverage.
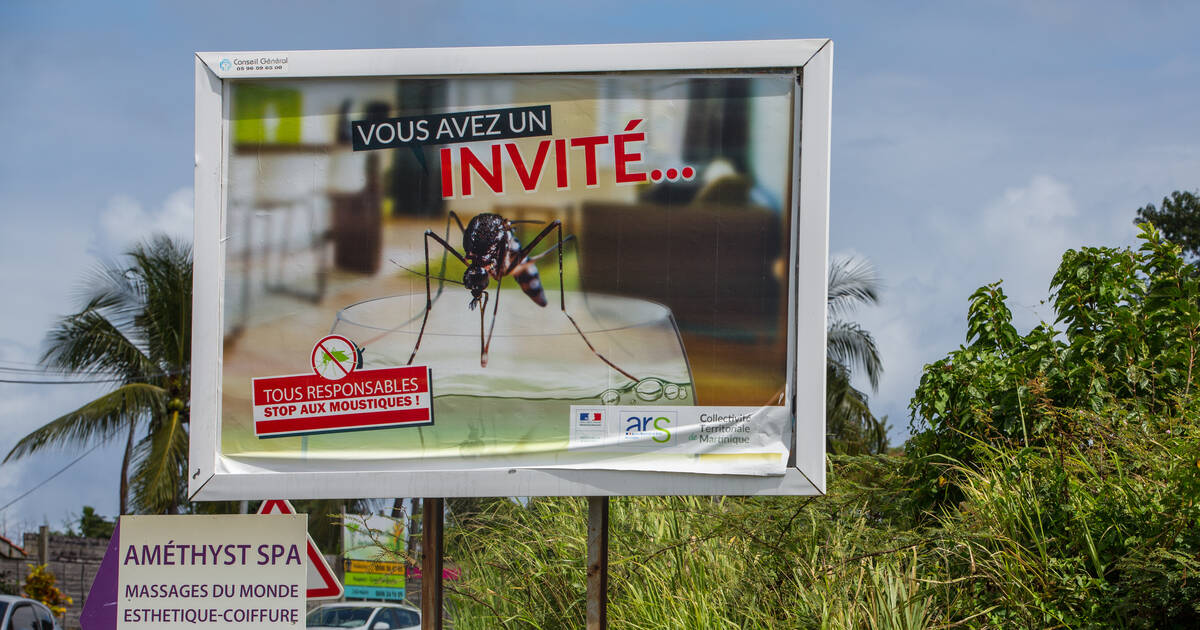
[902,223,1200,626]
[908,224,1200,511]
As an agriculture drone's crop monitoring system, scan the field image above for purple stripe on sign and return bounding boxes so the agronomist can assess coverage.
[79,519,120,630]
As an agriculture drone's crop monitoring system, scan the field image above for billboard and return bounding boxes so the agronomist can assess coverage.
[190,40,832,499]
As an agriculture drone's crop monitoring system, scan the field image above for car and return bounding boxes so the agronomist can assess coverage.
[0,595,63,630]
[306,602,420,630]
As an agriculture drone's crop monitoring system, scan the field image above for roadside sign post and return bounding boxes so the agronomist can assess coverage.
[421,498,444,630]
[586,497,610,630]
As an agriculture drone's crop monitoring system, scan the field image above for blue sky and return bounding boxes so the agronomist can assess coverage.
[1,1,1198,535]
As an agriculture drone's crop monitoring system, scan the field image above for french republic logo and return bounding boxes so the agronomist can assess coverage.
[576,409,605,427]
[252,335,433,438]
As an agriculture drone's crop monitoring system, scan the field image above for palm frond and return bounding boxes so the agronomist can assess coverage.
[826,362,887,455]
[41,308,157,378]
[68,254,160,349]
[17,234,193,514]
[84,259,142,304]
[827,320,882,391]
[828,256,880,318]
[825,255,886,453]
[130,409,189,514]
[4,383,164,461]
[129,237,193,370]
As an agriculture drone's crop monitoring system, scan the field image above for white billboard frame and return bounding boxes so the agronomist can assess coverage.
[190,39,832,500]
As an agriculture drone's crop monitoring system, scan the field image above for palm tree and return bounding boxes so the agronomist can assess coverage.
[4,236,192,514]
[826,256,887,454]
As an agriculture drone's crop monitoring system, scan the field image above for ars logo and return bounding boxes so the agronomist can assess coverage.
[623,410,676,446]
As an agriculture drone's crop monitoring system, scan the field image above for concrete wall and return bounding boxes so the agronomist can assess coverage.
[0,532,108,630]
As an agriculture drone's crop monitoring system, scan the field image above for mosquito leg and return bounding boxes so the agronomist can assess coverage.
[434,211,466,301]
[389,213,463,329]
[514,220,559,262]
[407,230,468,366]
[523,221,637,382]
[389,260,465,287]
[504,218,545,243]
[482,277,502,367]
[527,234,576,263]
[477,290,489,368]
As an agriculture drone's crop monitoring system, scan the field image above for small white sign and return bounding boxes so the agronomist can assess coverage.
[214,54,289,76]
[566,405,790,475]
[117,515,306,630]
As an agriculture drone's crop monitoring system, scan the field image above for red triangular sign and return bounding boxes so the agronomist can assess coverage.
[258,499,344,600]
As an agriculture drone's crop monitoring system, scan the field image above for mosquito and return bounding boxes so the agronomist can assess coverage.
[405,211,637,382]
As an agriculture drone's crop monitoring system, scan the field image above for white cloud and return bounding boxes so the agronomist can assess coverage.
[933,174,1088,331]
[854,175,1091,445]
[983,175,1077,225]
[978,176,1079,320]
[99,187,194,250]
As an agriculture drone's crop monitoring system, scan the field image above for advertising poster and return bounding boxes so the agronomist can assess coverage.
[218,72,795,477]
[190,41,833,498]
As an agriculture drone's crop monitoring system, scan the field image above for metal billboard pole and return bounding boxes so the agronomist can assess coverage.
[586,496,609,629]
[421,498,444,630]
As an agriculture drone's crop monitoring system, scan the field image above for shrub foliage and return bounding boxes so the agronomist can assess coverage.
[23,564,71,618]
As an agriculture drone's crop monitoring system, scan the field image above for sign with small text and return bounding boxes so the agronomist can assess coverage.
[351,105,553,151]
[342,514,406,602]
[253,365,432,438]
[82,514,307,630]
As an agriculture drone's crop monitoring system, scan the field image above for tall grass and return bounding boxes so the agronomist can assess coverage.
[437,409,1199,628]
[444,458,941,629]
[925,404,1200,628]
